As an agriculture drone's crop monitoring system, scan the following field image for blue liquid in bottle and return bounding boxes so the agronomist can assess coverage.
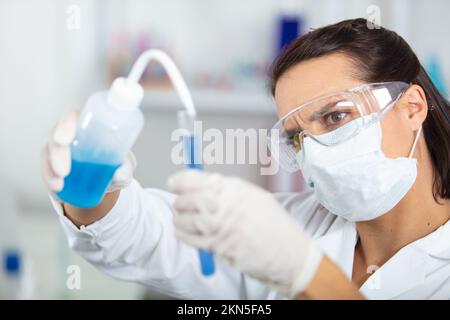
[57,159,120,208]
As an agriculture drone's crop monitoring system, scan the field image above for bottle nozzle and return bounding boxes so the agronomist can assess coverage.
[107,77,144,111]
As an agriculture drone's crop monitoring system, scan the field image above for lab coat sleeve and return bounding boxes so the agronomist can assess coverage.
[274,190,338,239]
[51,179,280,299]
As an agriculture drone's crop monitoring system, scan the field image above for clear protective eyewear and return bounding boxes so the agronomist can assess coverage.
[267,81,410,172]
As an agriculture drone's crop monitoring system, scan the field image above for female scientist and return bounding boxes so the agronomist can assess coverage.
[43,18,450,299]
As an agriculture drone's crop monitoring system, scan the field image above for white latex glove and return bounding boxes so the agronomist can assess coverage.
[42,110,137,197]
[168,170,323,298]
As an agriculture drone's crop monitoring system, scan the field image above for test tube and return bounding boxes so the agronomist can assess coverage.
[177,111,215,276]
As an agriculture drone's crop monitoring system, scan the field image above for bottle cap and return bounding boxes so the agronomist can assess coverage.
[107,77,144,111]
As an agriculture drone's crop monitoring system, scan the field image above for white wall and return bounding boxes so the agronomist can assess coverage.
[0,0,140,299]
[0,0,103,204]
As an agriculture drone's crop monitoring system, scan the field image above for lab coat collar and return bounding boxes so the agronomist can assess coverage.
[359,242,428,299]
[414,219,450,259]
[317,217,450,299]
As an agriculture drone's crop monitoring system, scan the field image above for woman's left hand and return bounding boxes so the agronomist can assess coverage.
[168,170,323,298]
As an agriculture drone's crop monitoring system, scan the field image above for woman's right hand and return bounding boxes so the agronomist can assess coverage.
[42,109,137,197]
[168,170,324,298]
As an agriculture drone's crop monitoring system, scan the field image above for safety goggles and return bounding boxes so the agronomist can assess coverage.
[267,81,410,172]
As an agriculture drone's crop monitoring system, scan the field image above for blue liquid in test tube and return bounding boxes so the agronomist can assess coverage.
[182,132,215,276]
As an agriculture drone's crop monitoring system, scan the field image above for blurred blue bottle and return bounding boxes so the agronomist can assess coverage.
[57,78,144,208]
[277,0,305,53]
[2,249,21,299]
[178,111,215,276]
[279,16,300,51]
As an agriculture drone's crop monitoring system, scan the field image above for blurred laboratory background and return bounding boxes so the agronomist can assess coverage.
[0,0,448,299]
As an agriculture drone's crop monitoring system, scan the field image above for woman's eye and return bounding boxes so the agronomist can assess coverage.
[323,111,348,125]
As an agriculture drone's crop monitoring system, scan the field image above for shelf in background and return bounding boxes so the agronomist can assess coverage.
[141,89,276,115]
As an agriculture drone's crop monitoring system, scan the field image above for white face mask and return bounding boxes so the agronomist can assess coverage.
[296,117,422,222]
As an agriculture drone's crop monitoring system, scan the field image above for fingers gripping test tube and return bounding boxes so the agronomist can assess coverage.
[177,111,215,276]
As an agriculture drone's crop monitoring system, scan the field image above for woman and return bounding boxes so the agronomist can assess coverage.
[43,18,450,299]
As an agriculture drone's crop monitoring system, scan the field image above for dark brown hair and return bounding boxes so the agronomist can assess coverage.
[270,18,450,201]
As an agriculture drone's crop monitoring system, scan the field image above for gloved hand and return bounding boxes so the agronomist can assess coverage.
[42,110,137,198]
[168,170,323,298]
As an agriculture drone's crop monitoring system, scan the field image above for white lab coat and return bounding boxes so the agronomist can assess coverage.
[51,179,450,299]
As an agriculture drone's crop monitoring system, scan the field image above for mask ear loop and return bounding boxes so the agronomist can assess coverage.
[408,126,422,159]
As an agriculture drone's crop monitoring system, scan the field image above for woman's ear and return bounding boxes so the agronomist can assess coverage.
[397,84,428,131]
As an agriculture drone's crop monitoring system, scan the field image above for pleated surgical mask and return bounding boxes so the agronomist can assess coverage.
[296,117,422,222]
